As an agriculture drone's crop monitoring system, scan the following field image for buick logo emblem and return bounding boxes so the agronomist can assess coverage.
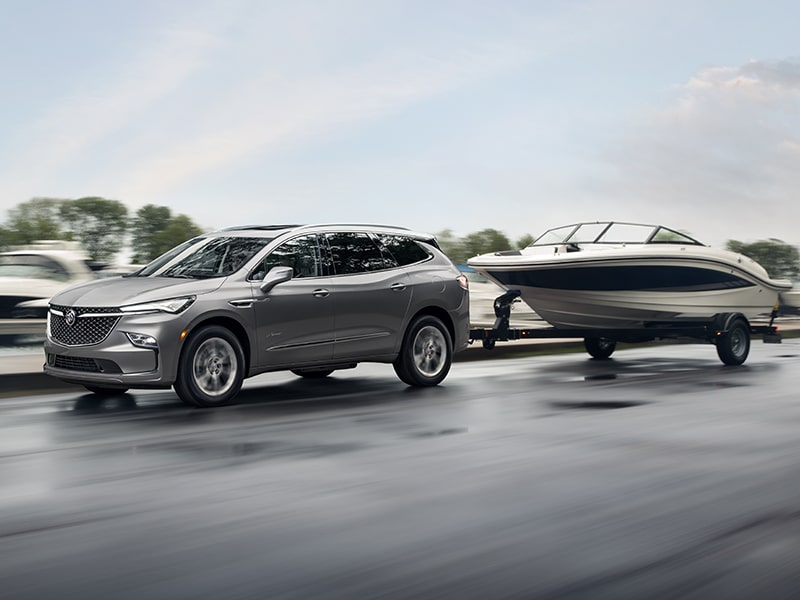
[65,309,77,327]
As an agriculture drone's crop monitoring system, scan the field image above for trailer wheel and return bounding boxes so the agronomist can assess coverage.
[716,318,750,366]
[585,337,616,359]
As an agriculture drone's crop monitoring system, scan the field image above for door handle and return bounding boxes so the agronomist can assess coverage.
[228,299,254,308]
[312,288,330,298]
[390,283,407,292]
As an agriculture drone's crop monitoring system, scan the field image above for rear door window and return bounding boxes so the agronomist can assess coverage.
[325,232,391,274]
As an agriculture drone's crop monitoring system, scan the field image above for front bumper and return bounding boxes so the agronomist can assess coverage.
[43,313,188,389]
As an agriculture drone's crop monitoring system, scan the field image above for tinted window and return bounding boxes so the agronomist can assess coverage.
[251,235,321,280]
[326,232,389,274]
[379,235,431,266]
[161,237,271,279]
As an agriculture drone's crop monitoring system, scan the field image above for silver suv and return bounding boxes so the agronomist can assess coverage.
[43,224,470,407]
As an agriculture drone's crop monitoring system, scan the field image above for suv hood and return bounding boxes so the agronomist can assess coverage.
[50,276,225,308]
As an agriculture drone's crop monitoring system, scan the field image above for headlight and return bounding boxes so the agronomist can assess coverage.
[119,296,195,315]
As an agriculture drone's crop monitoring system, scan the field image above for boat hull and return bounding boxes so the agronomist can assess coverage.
[513,285,780,329]
[469,255,790,330]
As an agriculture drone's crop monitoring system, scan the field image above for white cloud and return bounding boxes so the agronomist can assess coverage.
[0,27,219,206]
[597,59,800,247]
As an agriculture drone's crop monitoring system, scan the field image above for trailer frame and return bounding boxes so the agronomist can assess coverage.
[468,290,782,365]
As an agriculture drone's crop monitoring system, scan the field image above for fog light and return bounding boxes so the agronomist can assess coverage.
[125,332,159,349]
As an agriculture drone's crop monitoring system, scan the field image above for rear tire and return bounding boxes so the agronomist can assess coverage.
[584,337,616,359]
[393,315,453,387]
[716,318,750,366]
[174,326,245,407]
[291,369,334,379]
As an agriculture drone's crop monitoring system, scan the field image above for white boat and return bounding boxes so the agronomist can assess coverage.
[781,284,800,314]
[467,222,793,330]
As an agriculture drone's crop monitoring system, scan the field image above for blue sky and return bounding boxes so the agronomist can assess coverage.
[2,0,800,250]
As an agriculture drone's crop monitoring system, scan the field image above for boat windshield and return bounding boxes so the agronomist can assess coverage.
[531,225,579,245]
[596,223,655,243]
[530,222,703,246]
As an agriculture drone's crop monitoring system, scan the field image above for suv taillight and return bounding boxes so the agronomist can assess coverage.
[457,274,469,291]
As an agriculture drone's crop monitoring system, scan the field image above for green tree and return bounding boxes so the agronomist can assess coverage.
[0,225,13,251]
[130,204,174,264]
[59,197,128,262]
[516,234,535,248]
[434,229,465,263]
[726,238,800,279]
[5,197,64,245]
[147,214,204,262]
[460,228,512,263]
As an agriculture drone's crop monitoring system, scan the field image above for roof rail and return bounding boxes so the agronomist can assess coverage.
[219,225,303,231]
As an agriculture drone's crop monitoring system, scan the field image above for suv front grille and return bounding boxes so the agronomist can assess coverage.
[51,355,100,372]
[47,354,123,373]
[50,305,121,346]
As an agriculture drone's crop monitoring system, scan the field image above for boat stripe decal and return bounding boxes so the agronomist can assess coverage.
[489,265,755,292]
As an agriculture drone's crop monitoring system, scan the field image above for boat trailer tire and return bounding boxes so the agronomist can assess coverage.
[394,315,453,387]
[584,337,616,359]
[716,318,750,366]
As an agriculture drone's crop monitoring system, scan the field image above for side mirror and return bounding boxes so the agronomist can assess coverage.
[259,266,293,293]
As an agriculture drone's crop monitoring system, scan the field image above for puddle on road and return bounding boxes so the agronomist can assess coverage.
[584,374,618,381]
[410,427,468,438]
[548,400,645,410]
[694,381,749,389]
[120,439,366,463]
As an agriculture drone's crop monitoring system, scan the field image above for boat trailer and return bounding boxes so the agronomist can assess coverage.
[468,290,783,366]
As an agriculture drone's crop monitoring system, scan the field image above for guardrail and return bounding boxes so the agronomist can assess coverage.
[0,319,46,336]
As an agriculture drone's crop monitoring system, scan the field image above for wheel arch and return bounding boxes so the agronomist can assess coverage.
[181,316,252,376]
[407,305,455,346]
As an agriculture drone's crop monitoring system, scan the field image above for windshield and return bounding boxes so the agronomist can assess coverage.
[531,225,578,246]
[156,237,273,279]
[130,237,273,279]
[132,238,205,277]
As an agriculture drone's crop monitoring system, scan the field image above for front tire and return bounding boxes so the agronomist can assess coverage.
[716,318,750,366]
[393,315,453,387]
[174,326,245,407]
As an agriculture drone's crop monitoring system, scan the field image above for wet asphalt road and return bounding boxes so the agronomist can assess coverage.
[2,341,800,599]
